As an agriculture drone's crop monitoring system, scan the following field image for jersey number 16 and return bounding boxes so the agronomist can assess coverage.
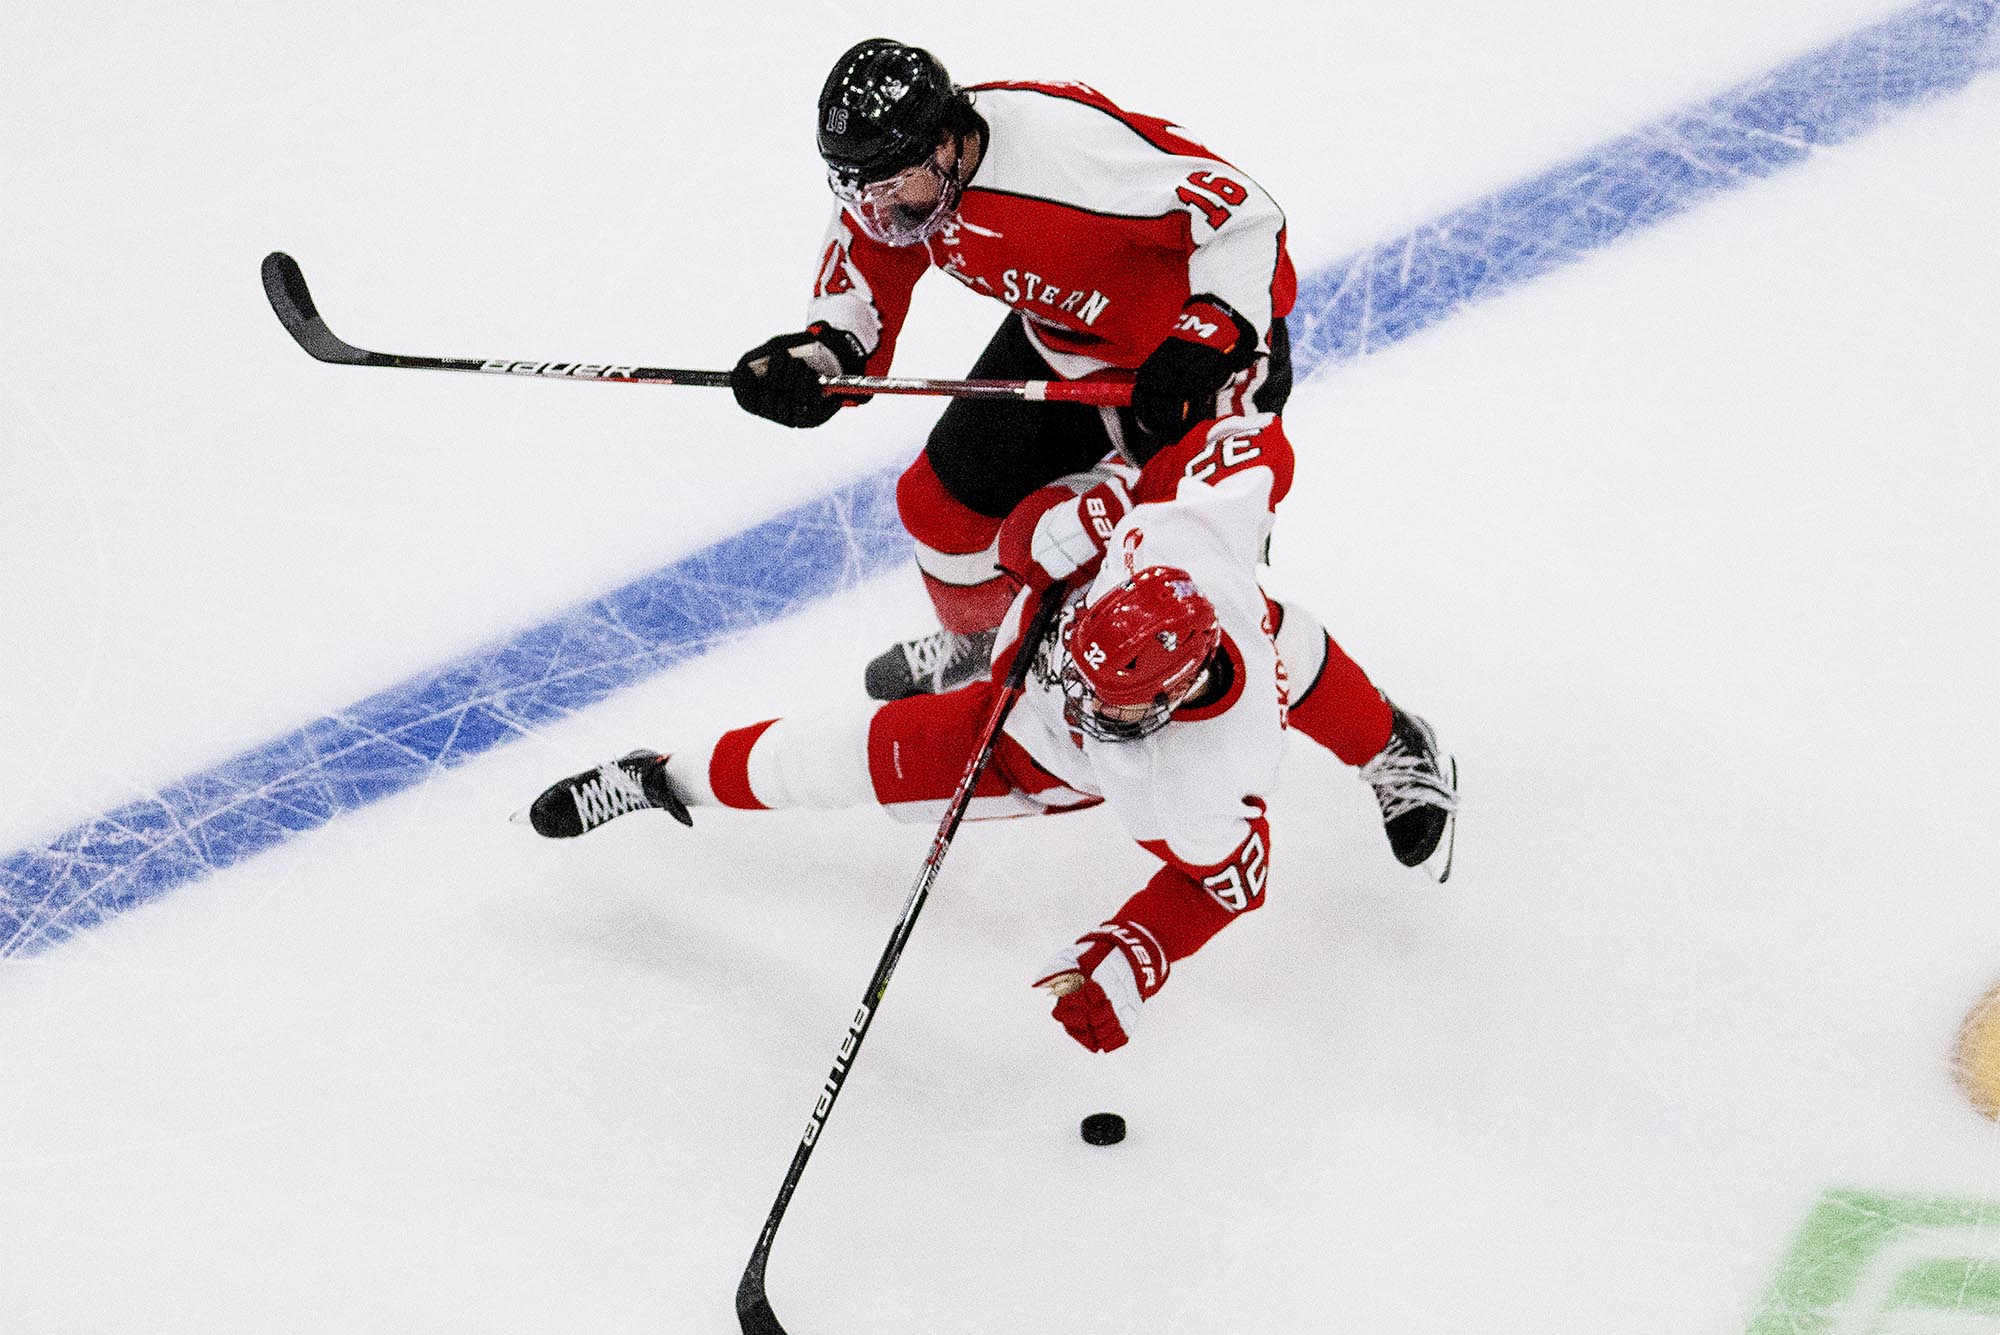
[1175,171,1249,229]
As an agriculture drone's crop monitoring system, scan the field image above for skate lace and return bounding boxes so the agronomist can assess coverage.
[902,628,993,694]
[1360,743,1460,821]
[572,760,650,831]
[902,629,955,691]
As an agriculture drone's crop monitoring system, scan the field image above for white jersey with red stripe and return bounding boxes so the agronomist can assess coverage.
[806,82,1298,378]
[993,413,1293,871]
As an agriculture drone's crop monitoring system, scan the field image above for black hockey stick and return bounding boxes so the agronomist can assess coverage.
[260,252,1133,406]
[735,580,1069,1335]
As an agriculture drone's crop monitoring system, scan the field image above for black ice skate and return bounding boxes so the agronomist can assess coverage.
[1359,706,1459,881]
[520,750,692,838]
[864,626,998,701]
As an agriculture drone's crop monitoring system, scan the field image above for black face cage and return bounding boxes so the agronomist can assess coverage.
[1057,657,1179,742]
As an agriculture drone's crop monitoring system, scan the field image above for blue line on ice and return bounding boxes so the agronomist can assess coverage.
[3,0,1994,956]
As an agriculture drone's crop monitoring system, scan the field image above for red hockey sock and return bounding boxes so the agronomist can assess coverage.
[918,570,1017,633]
[1288,632,1393,767]
[898,452,1013,633]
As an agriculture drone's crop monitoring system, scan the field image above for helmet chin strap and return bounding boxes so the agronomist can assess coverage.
[953,123,985,184]
[908,130,978,240]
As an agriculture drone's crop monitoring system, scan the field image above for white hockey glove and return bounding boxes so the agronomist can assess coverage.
[996,474,1133,591]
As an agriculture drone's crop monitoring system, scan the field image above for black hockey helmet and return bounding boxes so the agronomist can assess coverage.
[817,38,973,185]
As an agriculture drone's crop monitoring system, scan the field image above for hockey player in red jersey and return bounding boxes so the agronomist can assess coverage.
[523,411,1458,1053]
[730,38,1297,702]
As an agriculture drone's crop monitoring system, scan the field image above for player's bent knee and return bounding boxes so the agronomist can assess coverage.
[897,450,1004,554]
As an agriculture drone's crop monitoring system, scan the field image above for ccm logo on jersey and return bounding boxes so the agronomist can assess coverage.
[481,360,638,379]
[1201,828,1269,912]
[1174,310,1222,340]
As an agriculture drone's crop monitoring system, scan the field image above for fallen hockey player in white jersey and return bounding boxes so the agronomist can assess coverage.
[521,411,1457,1052]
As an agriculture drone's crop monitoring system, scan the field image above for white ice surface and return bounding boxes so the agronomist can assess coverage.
[3,2,1999,1331]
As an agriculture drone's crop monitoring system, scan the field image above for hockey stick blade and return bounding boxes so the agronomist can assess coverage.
[260,251,679,380]
[736,1269,784,1335]
[261,252,376,365]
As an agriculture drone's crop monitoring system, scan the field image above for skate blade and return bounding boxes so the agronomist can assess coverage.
[1419,754,1459,884]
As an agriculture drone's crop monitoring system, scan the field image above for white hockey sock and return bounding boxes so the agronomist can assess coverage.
[666,708,876,811]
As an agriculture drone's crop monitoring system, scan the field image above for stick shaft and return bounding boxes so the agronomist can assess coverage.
[735,583,1069,1335]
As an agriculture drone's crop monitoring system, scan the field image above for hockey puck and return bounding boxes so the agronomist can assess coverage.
[1080,1112,1126,1146]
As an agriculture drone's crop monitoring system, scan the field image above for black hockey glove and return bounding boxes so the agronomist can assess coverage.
[730,323,869,429]
[1131,297,1260,444]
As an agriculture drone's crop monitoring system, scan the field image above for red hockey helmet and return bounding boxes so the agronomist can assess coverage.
[1060,566,1222,741]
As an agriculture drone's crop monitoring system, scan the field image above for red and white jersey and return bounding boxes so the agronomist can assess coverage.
[992,412,1297,871]
[806,82,1298,378]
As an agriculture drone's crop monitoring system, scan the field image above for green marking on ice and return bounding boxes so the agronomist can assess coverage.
[1749,1188,2000,1334]
[1891,1257,2000,1314]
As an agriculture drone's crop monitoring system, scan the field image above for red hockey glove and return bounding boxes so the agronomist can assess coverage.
[1030,921,1170,1053]
[1131,297,1258,444]
[996,474,1133,591]
[730,323,868,428]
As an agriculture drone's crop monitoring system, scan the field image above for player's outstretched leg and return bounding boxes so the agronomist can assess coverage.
[1359,706,1458,880]
[520,750,693,838]
[864,626,999,701]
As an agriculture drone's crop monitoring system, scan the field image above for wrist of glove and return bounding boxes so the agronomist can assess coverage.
[1131,297,1258,443]
[1030,921,1170,1053]
[730,323,868,428]
[996,473,1133,591]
